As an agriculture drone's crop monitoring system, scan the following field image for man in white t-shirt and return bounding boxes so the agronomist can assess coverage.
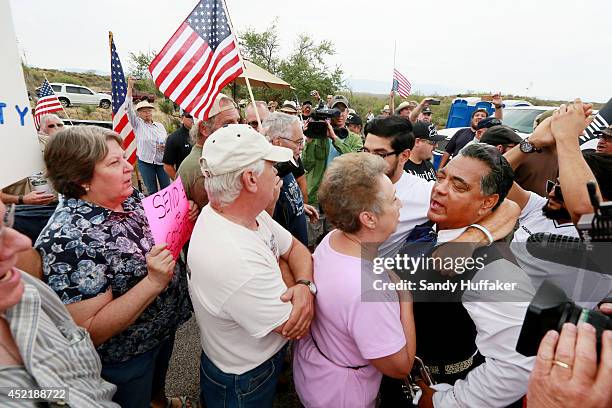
[188,124,315,408]
[505,100,612,306]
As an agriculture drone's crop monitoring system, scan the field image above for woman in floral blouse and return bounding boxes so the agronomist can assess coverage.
[35,126,194,408]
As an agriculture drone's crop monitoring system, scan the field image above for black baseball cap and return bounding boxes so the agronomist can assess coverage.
[412,120,445,142]
[480,125,522,146]
[302,100,313,106]
[346,113,362,126]
[476,117,502,130]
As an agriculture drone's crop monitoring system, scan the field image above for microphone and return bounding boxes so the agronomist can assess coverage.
[525,232,609,274]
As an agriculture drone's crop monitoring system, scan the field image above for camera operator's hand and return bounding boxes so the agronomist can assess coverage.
[527,323,612,408]
[551,99,594,143]
[325,120,337,142]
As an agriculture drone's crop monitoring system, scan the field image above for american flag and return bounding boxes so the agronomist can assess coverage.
[110,34,137,164]
[392,68,412,98]
[580,97,611,146]
[149,0,243,120]
[34,80,62,129]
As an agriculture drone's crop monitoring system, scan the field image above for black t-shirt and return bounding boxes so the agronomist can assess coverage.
[445,128,475,157]
[291,157,306,179]
[162,125,192,169]
[404,159,437,182]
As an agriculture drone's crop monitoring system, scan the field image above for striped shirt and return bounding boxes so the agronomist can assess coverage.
[0,271,118,408]
[126,99,168,165]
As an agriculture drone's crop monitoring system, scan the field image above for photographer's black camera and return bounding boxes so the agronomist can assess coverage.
[304,107,348,139]
[516,280,611,357]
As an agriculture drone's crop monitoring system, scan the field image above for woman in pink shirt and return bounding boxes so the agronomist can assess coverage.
[293,153,416,407]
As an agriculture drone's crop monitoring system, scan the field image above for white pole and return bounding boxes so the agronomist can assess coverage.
[221,0,261,129]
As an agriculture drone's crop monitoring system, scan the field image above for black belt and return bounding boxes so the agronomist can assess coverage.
[310,331,367,370]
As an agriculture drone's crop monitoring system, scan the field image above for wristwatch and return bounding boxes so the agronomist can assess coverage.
[519,137,541,154]
[296,279,317,296]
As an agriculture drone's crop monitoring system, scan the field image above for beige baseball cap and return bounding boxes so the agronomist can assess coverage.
[207,93,238,118]
[135,100,156,111]
[200,124,295,177]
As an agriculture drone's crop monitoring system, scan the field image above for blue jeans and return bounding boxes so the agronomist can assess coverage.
[101,334,175,408]
[138,158,171,195]
[199,345,287,408]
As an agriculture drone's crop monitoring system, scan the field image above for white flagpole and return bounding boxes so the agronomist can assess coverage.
[43,73,73,126]
[221,0,262,130]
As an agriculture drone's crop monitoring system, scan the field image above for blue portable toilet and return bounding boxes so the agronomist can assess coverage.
[446,99,495,128]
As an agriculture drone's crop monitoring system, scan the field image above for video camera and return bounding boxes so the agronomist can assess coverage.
[516,280,611,358]
[517,182,612,358]
[304,107,348,139]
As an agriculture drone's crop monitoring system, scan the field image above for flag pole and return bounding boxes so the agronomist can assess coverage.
[221,0,262,129]
[42,73,73,126]
[391,41,396,113]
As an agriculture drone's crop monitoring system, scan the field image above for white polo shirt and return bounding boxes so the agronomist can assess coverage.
[378,171,433,258]
[187,205,293,374]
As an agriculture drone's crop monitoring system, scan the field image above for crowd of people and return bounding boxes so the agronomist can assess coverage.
[1,86,612,408]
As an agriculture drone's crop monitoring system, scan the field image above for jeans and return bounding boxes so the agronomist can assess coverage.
[138,158,171,195]
[199,345,287,408]
[101,334,175,408]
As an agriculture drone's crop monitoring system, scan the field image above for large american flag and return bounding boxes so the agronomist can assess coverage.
[110,35,137,164]
[34,80,63,129]
[149,0,243,120]
[392,68,412,98]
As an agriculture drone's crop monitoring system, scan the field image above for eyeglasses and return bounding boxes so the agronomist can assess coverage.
[47,123,64,129]
[280,137,305,147]
[546,179,563,201]
[0,204,15,244]
[247,121,260,128]
[361,147,400,158]
[423,139,437,146]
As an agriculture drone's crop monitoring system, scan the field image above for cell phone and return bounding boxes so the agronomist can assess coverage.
[310,90,317,97]
[428,99,441,105]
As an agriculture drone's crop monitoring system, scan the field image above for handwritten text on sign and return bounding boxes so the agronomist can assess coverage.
[142,179,194,259]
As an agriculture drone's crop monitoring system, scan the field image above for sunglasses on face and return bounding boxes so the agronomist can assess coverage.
[546,179,563,201]
[47,123,64,129]
[247,121,259,128]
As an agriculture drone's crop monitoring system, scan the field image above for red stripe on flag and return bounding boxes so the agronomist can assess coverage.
[173,47,212,107]
[154,30,200,89]
[165,42,209,104]
[149,23,189,74]
[199,65,243,120]
[193,54,242,118]
[186,41,239,115]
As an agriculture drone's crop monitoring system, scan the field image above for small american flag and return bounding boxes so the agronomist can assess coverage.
[34,80,62,129]
[392,68,412,98]
[580,97,611,146]
[149,0,243,120]
[110,34,137,164]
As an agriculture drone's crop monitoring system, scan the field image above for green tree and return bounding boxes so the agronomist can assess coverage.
[128,50,156,79]
[236,22,343,103]
[239,19,281,74]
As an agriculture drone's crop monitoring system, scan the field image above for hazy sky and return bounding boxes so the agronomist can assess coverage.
[9,0,612,102]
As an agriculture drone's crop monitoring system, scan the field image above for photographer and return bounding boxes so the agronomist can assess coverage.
[302,95,362,246]
[504,99,612,304]
[526,305,612,408]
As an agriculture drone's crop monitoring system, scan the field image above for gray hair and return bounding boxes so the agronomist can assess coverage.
[204,160,266,207]
[261,112,300,142]
[39,114,63,131]
[458,143,514,210]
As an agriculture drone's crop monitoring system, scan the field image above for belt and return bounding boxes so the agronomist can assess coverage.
[426,353,479,376]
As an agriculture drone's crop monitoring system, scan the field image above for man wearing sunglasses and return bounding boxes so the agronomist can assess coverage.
[245,100,270,133]
[162,110,194,180]
[595,126,612,154]
[505,99,612,305]
[38,114,65,150]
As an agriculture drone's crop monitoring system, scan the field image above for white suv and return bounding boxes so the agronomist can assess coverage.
[47,83,112,109]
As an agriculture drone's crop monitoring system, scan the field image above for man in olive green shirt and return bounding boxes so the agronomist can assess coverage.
[302,95,362,246]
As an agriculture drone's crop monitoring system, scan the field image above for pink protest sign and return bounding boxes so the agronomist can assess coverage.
[142,178,194,259]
